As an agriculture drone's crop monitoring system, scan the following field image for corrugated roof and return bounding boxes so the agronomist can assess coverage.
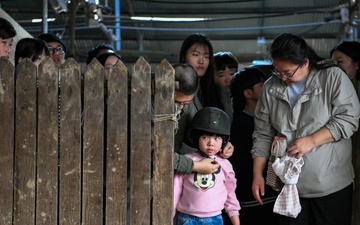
[1,0,358,63]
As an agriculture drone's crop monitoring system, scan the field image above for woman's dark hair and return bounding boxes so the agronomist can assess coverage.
[15,38,50,67]
[96,52,121,66]
[214,51,238,72]
[86,43,116,64]
[179,33,224,109]
[0,18,16,39]
[231,67,268,118]
[268,33,325,70]
[330,41,360,80]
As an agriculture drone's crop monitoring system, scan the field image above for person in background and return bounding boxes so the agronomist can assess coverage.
[173,107,240,225]
[0,17,16,59]
[86,43,117,65]
[15,37,50,67]
[330,41,360,81]
[214,51,238,94]
[95,52,122,80]
[173,63,222,174]
[330,40,360,224]
[251,33,360,225]
[176,33,234,158]
[223,66,279,225]
[38,33,66,66]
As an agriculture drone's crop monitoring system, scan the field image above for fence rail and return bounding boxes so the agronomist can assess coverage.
[0,57,175,225]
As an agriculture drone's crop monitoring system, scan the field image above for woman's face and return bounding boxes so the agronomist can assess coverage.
[185,43,210,78]
[331,50,359,79]
[272,59,309,86]
[33,49,47,67]
[215,66,236,93]
[104,55,119,79]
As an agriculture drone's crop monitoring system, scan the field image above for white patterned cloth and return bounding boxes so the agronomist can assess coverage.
[272,155,304,218]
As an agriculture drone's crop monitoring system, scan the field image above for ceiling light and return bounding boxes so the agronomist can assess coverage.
[32,18,56,23]
[130,16,207,22]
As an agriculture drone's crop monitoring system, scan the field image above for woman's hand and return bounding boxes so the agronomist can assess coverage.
[219,142,234,159]
[287,136,314,158]
[252,174,265,205]
[193,158,220,174]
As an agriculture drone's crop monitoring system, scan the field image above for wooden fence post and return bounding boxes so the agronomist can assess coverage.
[153,59,175,225]
[105,59,128,224]
[36,58,59,224]
[0,58,15,225]
[14,59,37,225]
[129,57,152,225]
[59,58,82,225]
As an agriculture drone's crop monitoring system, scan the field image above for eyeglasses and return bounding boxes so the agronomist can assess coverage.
[175,99,193,108]
[48,46,65,55]
[272,64,301,78]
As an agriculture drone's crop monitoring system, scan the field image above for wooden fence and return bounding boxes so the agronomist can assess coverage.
[0,57,175,225]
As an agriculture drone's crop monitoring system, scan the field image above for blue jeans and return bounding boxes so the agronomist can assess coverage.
[176,212,224,225]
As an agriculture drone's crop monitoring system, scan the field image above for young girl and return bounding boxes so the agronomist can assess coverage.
[214,51,239,94]
[173,107,240,225]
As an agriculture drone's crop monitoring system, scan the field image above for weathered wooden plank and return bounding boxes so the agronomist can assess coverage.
[130,57,152,225]
[82,59,105,224]
[0,58,15,225]
[36,57,59,224]
[152,59,174,225]
[14,59,37,225]
[105,60,128,225]
[59,58,82,225]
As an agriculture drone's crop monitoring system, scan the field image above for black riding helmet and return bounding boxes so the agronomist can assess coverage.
[190,107,230,149]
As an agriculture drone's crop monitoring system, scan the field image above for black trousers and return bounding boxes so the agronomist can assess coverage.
[279,183,353,225]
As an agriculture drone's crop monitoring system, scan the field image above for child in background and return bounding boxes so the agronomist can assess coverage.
[0,17,16,59]
[173,107,240,225]
[225,66,280,225]
[214,52,238,94]
[15,38,50,67]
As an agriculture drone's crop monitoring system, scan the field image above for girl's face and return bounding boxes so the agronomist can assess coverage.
[0,37,13,59]
[104,55,119,79]
[185,43,210,78]
[331,50,359,79]
[33,49,47,67]
[198,134,223,156]
[215,66,236,93]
